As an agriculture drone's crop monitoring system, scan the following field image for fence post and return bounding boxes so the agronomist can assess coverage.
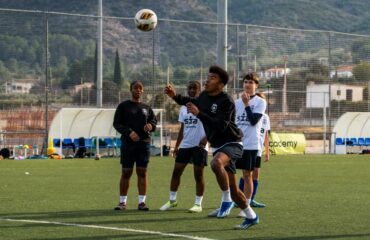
[44,13,49,153]
[282,56,288,115]
[323,92,327,154]
[217,0,228,72]
[97,0,103,107]
[328,32,332,153]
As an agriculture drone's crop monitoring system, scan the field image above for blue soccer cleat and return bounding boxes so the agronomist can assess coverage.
[250,200,266,208]
[217,201,233,218]
[235,215,259,230]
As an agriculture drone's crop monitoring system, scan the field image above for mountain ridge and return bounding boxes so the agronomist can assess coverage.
[1,0,370,34]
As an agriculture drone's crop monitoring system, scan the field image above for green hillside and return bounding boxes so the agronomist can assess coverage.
[1,0,370,33]
[202,0,370,34]
[0,0,370,96]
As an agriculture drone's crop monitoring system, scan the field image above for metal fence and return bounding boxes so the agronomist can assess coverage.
[0,4,369,153]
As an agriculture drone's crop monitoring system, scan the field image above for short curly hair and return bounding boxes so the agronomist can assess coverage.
[130,81,144,90]
[209,65,229,85]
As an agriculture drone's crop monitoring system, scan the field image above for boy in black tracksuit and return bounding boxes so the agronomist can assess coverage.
[165,66,259,230]
[113,81,157,211]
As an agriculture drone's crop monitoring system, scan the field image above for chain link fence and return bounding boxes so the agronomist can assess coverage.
[0,5,369,153]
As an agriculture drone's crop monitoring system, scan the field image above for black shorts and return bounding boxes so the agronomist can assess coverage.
[213,143,243,174]
[236,150,258,171]
[176,147,208,167]
[255,156,262,168]
[120,142,150,168]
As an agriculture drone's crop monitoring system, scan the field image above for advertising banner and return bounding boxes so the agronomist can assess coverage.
[269,132,306,155]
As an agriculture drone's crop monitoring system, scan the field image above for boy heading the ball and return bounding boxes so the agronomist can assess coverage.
[165,65,259,229]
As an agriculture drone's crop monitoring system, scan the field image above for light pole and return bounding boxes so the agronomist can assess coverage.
[368,81,370,112]
[266,83,271,116]
[97,0,103,107]
[217,0,227,71]
[80,77,83,106]
[44,13,49,152]
[282,55,288,114]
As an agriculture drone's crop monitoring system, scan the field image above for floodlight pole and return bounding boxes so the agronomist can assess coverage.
[217,0,228,87]
[282,56,288,115]
[200,62,203,88]
[152,29,155,89]
[236,25,240,88]
[368,81,370,112]
[328,32,332,153]
[97,0,103,107]
[44,13,49,150]
[323,93,327,154]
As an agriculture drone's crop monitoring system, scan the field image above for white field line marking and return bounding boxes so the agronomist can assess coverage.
[0,218,217,240]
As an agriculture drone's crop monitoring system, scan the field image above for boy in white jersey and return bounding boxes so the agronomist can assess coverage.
[160,81,208,213]
[240,92,270,208]
[235,73,266,217]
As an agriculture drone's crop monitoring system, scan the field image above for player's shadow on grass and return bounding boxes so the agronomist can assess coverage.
[0,208,209,220]
[29,234,165,240]
[0,210,127,220]
[0,209,214,226]
[0,209,153,219]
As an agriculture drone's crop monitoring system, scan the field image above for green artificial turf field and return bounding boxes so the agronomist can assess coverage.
[0,155,369,240]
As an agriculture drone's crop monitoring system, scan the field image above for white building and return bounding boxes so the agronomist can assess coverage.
[4,79,38,94]
[71,82,94,94]
[330,65,353,78]
[260,67,291,79]
[306,82,364,108]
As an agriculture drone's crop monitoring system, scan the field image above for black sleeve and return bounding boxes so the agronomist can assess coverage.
[245,106,263,126]
[172,94,195,105]
[147,107,157,132]
[113,104,132,138]
[197,100,234,132]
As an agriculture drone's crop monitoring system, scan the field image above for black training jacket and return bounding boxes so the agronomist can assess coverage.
[113,100,157,144]
[173,91,243,148]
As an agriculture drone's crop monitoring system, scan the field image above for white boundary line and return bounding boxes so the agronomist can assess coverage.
[0,218,217,240]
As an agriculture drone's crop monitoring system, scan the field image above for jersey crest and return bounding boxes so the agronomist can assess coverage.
[211,104,218,113]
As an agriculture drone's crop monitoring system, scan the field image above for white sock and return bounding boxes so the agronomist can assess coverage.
[246,198,251,205]
[195,195,203,205]
[243,206,257,219]
[138,195,146,204]
[169,191,177,201]
[221,189,232,202]
[119,196,127,203]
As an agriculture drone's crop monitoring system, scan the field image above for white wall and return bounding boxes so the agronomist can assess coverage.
[306,84,329,108]
[330,70,353,78]
[306,83,364,108]
[331,84,363,102]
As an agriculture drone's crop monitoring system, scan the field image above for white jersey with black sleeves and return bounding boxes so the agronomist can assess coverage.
[235,95,266,150]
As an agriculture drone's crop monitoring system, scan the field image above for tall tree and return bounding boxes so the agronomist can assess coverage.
[353,62,370,82]
[113,49,122,88]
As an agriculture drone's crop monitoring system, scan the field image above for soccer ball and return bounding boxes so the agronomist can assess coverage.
[134,9,157,31]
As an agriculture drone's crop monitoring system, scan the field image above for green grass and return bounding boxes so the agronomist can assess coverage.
[0,155,370,240]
